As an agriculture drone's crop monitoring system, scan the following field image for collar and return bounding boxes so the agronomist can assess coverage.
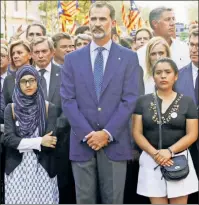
[52,58,62,66]
[36,61,52,73]
[192,62,199,74]
[90,39,112,53]
[1,71,8,80]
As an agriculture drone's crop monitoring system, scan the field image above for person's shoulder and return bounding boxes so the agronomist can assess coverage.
[4,103,12,115]
[137,93,153,102]
[179,93,193,103]
[179,63,191,74]
[137,44,147,56]
[68,43,90,58]
[4,74,15,81]
[173,38,189,48]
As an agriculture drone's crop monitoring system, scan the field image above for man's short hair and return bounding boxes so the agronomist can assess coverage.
[52,33,71,48]
[75,26,90,36]
[26,23,46,38]
[30,36,54,52]
[135,28,153,41]
[189,28,199,39]
[149,7,173,29]
[89,1,115,20]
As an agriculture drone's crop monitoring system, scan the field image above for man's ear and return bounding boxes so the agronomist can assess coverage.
[112,20,116,28]
[152,20,158,30]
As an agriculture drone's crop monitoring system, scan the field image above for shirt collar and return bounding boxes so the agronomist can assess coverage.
[192,62,199,74]
[52,58,62,66]
[36,61,52,73]
[90,39,112,53]
[1,71,8,80]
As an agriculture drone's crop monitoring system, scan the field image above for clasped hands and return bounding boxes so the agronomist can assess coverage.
[84,131,109,151]
[153,149,174,167]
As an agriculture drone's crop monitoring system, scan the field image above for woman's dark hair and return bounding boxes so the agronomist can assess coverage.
[152,57,179,76]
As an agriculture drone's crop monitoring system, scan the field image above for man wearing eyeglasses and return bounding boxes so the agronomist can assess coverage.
[175,28,199,204]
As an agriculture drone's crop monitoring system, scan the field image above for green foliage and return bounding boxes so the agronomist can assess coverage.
[179,32,189,41]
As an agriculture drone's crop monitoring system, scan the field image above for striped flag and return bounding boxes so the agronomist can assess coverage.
[61,1,80,17]
[70,22,77,35]
[58,0,80,32]
[127,0,142,32]
[82,14,89,25]
[121,1,129,28]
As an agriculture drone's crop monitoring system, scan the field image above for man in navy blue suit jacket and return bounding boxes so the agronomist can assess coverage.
[175,28,198,204]
[60,2,142,204]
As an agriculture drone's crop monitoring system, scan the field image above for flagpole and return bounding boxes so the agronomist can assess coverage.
[4,0,7,40]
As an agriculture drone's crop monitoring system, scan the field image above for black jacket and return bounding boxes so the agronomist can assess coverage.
[3,102,58,178]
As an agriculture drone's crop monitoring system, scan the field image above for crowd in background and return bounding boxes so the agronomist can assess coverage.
[0,1,198,204]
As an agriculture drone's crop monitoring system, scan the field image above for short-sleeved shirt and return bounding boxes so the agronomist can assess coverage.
[134,93,198,149]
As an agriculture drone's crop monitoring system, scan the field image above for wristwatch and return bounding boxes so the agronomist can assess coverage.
[168,147,175,157]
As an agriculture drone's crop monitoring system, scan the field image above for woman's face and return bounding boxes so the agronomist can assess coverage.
[11,44,31,69]
[153,62,178,91]
[19,74,37,96]
[150,43,168,67]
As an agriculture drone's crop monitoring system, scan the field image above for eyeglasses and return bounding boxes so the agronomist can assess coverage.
[189,43,199,50]
[20,78,36,86]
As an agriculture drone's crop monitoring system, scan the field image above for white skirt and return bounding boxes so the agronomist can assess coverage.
[137,150,198,198]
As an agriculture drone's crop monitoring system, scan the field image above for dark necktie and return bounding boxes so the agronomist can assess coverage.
[94,47,105,100]
[39,69,47,100]
[195,70,198,106]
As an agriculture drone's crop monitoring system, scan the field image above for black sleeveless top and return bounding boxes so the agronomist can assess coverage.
[134,93,198,149]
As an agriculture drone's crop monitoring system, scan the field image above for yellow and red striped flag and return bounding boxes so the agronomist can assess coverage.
[121,1,129,28]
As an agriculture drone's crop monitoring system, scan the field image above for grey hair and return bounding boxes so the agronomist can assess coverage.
[149,7,173,29]
[30,36,54,52]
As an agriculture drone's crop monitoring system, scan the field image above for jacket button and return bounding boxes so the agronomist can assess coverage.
[98,107,102,111]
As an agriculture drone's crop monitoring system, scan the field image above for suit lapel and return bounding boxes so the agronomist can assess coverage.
[187,63,196,103]
[80,45,98,105]
[100,43,122,96]
[48,64,60,101]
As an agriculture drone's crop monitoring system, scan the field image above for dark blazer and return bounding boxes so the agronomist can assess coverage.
[3,102,58,178]
[2,74,15,107]
[175,63,199,150]
[61,42,142,161]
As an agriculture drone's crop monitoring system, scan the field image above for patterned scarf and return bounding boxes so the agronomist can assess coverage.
[12,65,46,138]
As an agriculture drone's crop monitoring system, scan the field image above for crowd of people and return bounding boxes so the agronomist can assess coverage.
[0,1,198,204]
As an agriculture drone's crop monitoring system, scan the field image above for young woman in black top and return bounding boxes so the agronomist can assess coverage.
[132,58,198,204]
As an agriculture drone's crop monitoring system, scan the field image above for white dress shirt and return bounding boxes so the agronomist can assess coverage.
[36,62,52,97]
[90,40,112,73]
[1,71,7,90]
[17,128,42,153]
[83,40,113,142]
[192,63,198,88]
